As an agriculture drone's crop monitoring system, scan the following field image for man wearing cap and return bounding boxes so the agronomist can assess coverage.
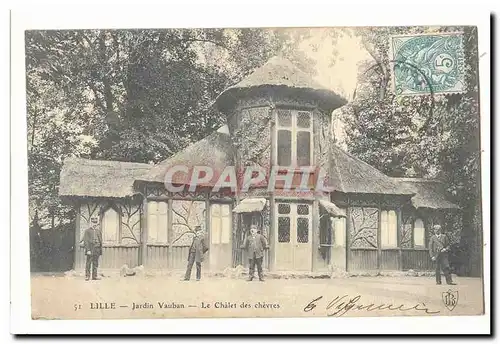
[243,225,268,282]
[429,224,456,285]
[82,217,103,281]
[183,226,208,281]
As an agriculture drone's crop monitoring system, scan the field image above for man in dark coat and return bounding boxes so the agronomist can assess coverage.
[429,224,456,285]
[82,217,103,281]
[243,225,268,282]
[183,226,208,281]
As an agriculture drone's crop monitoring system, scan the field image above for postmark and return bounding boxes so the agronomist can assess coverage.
[389,32,465,96]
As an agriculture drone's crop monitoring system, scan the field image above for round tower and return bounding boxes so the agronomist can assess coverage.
[215,56,347,194]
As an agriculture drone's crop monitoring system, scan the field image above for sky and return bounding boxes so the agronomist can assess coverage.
[298,28,371,101]
[295,28,371,144]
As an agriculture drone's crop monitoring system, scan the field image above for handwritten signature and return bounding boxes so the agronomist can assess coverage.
[303,295,441,317]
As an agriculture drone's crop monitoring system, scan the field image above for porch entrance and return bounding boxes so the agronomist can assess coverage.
[209,203,232,271]
[274,202,312,271]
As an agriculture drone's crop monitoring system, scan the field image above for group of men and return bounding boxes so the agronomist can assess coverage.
[82,219,455,285]
[183,224,268,282]
[82,219,268,282]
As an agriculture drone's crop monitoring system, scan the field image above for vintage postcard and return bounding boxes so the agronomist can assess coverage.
[10,6,490,335]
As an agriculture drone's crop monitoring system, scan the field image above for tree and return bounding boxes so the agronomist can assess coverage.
[25,28,320,233]
[339,26,482,276]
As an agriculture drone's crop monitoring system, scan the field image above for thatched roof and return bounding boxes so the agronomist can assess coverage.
[328,145,414,196]
[59,158,151,198]
[136,130,235,184]
[216,56,347,112]
[394,178,460,210]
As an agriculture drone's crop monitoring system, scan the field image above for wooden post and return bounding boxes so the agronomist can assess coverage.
[269,195,275,272]
[74,203,80,270]
[345,197,351,272]
[140,193,148,267]
[397,207,403,270]
[377,202,382,271]
[311,199,319,272]
[268,105,275,272]
[167,198,173,269]
[412,208,416,249]
[205,194,211,269]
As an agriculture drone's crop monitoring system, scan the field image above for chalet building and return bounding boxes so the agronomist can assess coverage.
[59,57,460,273]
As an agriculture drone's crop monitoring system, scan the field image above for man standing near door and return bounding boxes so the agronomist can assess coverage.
[243,225,268,282]
[183,226,208,281]
[82,217,102,281]
[429,224,456,285]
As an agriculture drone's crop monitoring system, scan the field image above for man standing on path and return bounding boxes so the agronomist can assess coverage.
[183,226,208,281]
[243,225,268,282]
[82,217,103,281]
[429,224,456,285]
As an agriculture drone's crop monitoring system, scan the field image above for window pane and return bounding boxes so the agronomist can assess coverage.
[388,210,398,247]
[278,203,290,214]
[414,218,425,247]
[147,201,158,243]
[278,217,290,243]
[277,109,292,126]
[147,201,158,215]
[221,216,231,244]
[297,204,309,215]
[334,217,346,247]
[211,209,221,244]
[157,211,168,243]
[297,218,309,243]
[250,214,260,227]
[102,208,119,243]
[148,214,158,242]
[211,204,220,216]
[380,210,388,246]
[158,201,168,214]
[277,130,292,166]
[296,131,311,166]
[221,204,231,217]
[297,111,311,128]
[220,204,231,244]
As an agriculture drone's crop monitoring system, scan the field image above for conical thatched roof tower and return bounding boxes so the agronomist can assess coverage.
[216,56,347,114]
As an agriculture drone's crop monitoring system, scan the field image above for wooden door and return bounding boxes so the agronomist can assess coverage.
[209,204,232,271]
[275,202,312,271]
[294,203,312,271]
[276,203,294,270]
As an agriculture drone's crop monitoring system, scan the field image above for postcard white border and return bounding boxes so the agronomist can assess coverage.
[9,1,491,335]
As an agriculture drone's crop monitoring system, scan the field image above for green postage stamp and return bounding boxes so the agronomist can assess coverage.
[389,32,465,96]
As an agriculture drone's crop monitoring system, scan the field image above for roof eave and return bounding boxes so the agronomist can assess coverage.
[215,85,347,113]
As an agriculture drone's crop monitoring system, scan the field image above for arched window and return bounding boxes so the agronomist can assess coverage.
[101,207,120,243]
[414,218,425,247]
[381,210,398,248]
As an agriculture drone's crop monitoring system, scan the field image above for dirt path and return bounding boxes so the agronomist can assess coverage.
[31,274,484,320]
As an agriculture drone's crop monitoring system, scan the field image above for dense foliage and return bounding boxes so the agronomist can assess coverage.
[26,28,316,230]
[339,26,482,275]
